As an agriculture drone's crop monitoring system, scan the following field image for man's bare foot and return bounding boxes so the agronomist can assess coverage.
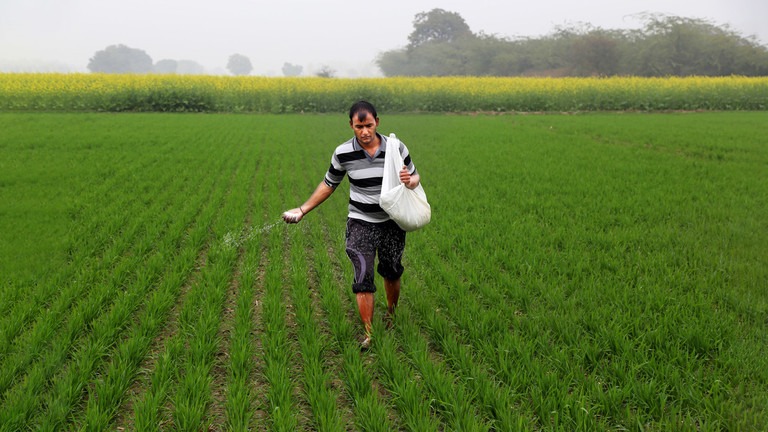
[360,334,372,351]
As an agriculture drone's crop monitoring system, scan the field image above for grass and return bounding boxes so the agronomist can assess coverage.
[0,111,766,430]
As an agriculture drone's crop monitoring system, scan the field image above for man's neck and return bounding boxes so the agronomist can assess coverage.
[359,133,381,156]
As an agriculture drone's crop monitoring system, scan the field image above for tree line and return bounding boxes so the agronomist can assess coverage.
[87,45,333,77]
[377,9,768,77]
[87,10,768,77]
[87,46,256,76]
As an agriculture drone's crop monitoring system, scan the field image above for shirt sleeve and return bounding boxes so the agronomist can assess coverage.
[401,141,418,176]
[324,150,346,188]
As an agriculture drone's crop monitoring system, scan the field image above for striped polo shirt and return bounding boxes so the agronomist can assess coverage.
[324,133,417,223]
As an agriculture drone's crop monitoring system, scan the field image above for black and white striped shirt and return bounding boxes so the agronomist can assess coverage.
[324,133,417,223]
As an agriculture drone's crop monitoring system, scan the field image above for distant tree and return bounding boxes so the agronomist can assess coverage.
[487,48,523,76]
[410,42,468,76]
[407,8,474,49]
[378,9,478,76]
[153,59,178,74]
[177,60,205,75]
[282,62,303,77]
[315,65,336,78]
[377,50,410,76]
[631,14,768,76]
[563,28,623,76]
[88,44,153,73]
[227,54,253,76]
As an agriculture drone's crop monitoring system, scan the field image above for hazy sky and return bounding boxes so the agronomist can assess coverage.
[1,0,766,76]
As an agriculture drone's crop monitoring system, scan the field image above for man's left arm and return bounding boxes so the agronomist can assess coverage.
[399,167,420,189]
[398,141,420,189]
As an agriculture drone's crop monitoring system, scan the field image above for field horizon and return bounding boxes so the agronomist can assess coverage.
[1,111,766,430]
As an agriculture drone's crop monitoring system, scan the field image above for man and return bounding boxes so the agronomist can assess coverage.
[282,101,421,350]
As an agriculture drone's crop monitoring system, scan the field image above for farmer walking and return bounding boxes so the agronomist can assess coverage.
[282,101,421,350]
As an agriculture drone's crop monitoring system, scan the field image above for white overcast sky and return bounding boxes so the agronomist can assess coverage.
[1,0,766,76]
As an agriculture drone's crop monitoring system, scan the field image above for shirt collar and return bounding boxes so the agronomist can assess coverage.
[353,132,384,151]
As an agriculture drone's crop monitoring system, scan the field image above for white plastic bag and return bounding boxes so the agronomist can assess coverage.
[379,133,431,231]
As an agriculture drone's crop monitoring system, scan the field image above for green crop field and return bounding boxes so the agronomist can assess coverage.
[1,112,767,431]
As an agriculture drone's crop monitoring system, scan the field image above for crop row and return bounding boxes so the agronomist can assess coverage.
[1,73,767,113]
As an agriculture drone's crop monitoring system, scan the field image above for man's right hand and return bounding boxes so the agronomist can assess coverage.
[282,208,304,224]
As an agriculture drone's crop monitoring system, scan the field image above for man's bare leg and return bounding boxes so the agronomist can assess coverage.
[384,278,400,327]
[356,292,374,348]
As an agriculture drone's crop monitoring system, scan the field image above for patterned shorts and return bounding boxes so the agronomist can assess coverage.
[345,218,406,293]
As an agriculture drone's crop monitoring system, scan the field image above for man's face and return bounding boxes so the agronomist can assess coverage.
[350,112,379,146]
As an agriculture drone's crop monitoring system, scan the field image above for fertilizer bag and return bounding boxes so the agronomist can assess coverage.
[379,133,431,231]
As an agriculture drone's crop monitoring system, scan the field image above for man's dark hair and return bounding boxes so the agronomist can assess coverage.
[349,100,377,122]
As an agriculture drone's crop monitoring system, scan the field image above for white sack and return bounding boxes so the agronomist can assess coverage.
[379,133,431,231]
